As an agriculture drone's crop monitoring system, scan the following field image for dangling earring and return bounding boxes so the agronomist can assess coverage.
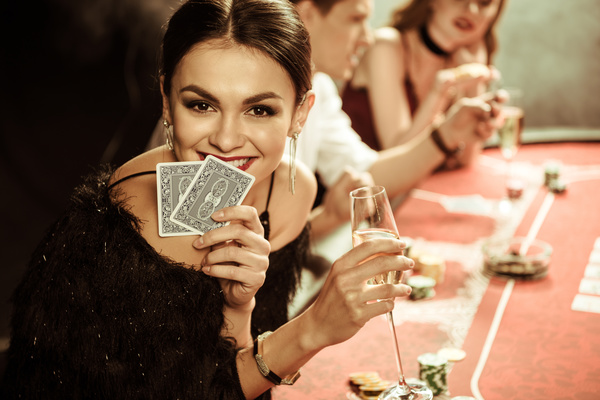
[289,132,299,194]
[163,119,173,150]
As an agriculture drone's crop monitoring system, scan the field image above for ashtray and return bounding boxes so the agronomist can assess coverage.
[482,236,552,280]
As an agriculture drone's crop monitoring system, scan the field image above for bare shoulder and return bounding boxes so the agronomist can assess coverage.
[109,146,172,236]
[353,27,403,87]
[110,146,172,187]
[267,157,316,251]
[373,27,401,44]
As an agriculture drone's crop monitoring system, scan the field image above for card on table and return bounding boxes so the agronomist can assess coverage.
[156,161,204,237]
[571,294,600,314]
[170,155,255,235]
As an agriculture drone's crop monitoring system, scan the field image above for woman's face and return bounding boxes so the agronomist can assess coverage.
[162,41,304,185]
[430,0,500,46]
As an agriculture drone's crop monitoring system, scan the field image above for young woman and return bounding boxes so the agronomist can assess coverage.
[343,0,505,159]
[1,1,413,399]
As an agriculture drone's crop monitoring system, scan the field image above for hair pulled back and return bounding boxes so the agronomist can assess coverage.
[161,0,312,104]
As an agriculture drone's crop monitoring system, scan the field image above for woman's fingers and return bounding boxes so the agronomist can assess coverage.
[202,261,267,289]
[329,238,414,303]
[341,238,409,270]
[193,206,270,253]
[202,243,268,272]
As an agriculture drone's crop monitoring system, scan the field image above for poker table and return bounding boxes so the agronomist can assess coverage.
[276,140,600,400]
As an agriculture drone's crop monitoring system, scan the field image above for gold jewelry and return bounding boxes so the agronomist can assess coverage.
[289,132,299,194]
[163,119,174,150]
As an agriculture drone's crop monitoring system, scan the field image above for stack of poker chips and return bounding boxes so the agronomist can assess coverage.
[407,275,436,300]
[418,254,446,284]
[348,372,392,400]
[506,178,524,199]
[544,161,566,193]
[417,353,448,396]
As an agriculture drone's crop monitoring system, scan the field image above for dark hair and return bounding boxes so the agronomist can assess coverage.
[390,0,506,62]
[161,0,312,104]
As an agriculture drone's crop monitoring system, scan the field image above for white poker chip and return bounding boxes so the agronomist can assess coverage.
[438,347,466,362]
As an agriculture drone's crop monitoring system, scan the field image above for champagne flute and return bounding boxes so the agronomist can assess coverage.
[498,87,524,200]
[350,186,433,400]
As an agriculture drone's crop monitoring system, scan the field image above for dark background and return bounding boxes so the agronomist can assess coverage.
[0,0,178,372]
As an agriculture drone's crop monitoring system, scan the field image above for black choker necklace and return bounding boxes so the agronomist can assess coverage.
[419,25,449,57]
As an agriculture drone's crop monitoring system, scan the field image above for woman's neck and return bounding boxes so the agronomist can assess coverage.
[419,24,455,57]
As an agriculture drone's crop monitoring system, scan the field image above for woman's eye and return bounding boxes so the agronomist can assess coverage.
[248,106,275,117]
[189,101,213,113]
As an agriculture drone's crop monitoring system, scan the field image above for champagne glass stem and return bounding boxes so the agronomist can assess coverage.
[386,310,410,392]
[505,157,512,188]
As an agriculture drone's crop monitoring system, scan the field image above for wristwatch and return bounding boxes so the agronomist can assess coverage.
[253,331,301,385]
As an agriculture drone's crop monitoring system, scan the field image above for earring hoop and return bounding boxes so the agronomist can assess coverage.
[163,119,174,151]
[289,132,299,194]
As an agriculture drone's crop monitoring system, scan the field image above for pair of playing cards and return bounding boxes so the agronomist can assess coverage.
[156,156,255,237]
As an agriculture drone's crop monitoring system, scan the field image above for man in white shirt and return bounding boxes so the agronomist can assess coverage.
[290,0,502,240]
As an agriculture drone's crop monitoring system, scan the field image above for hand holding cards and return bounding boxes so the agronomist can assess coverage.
[157,156,255,237]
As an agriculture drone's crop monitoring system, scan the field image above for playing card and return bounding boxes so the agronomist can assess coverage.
[156,161,203,237]
[170,155,255,235]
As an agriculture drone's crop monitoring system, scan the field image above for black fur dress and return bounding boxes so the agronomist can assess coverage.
[1,166,308,399]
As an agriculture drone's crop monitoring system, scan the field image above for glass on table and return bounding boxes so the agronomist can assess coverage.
[497,87,525,200]
[350,186,433,400]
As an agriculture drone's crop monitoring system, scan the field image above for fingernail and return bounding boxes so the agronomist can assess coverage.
[409,259,415,268]
[406,287,412,295]
[193,236,204,249]
[212,210,224,220]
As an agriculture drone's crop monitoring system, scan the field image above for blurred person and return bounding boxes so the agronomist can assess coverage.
[342,0,505,154]
[289,0,504,240]
[1,1,413,398]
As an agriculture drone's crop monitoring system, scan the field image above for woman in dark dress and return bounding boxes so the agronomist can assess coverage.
[1,0,413,399]
[343,0,505,163]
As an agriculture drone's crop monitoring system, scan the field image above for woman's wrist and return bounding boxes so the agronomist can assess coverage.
[430,125,465,169]
[222,298,255,347]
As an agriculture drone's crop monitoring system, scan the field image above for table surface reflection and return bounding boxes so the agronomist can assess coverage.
[275,142,600,400]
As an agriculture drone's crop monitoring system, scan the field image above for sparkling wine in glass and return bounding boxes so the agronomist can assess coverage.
[350,186,433,400]
[498,88,524,199]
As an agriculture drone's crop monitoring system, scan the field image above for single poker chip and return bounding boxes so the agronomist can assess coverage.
[359,382,392,396]
[438,347,466,362]
[349,371,382,388]
[349,371,379,379]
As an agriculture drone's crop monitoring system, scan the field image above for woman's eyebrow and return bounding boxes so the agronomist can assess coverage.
[243,92,283,105]
[180,84,220,105]
[179,86,283,106]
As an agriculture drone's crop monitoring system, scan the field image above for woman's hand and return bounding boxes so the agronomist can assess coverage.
[439,90,505,149]
[192,205,270,310]
[302,237,414,350]
[434,63,498,101]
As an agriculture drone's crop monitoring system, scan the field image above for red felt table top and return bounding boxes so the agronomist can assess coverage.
[275,142,600,400]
